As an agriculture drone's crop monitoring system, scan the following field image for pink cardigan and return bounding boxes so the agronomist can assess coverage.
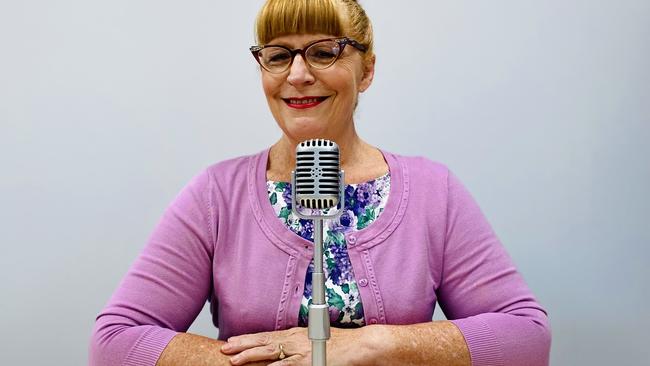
[90,148,551,365]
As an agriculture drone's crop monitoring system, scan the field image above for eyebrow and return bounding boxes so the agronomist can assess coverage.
[266,41,293,48]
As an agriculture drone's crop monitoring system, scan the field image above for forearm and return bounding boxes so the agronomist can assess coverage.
[362,321,471,366]
[156,333,269,366]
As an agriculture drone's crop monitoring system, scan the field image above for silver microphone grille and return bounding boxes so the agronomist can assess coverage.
[295,139,341,210]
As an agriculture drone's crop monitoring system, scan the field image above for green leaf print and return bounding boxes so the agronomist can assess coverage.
[354,302,364,318]
[341,283,350,294]
[300,304,309,318]
[270,192,277,205]
[336,311,345,323]
[357,207,376,230]
[279,207,291,221]
[328,230,346,246]
[275,182,288,192]
[327,289,345,310]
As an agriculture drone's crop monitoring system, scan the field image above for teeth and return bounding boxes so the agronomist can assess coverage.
[289,98,320,105]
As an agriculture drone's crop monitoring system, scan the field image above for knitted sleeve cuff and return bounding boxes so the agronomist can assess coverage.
[123,327,178,366]
[451,317,505,366]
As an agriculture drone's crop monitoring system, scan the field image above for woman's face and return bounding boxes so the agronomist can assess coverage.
[260,33,374,143]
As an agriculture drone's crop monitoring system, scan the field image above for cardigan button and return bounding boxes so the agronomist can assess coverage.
[358,278,368,287]
[369,318,378,324]
[348,235,357,244]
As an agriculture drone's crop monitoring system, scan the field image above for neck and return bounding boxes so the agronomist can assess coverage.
[267,128,388,184]
[273,132,362,167]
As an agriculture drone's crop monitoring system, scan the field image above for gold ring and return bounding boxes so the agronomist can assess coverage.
[278,343,286,360]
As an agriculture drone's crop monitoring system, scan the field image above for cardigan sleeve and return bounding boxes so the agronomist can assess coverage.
[89,169,217,366]
[439,171,551,366]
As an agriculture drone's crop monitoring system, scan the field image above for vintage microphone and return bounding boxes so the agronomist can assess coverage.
[291,139,344,366]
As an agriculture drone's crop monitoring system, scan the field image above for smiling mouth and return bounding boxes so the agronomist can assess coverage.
[283,96,329,109]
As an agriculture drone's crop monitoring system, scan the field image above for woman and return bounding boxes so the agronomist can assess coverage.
[90,0,551,365]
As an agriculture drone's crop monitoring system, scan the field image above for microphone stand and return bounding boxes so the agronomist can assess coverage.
[291,170,345,366]
[310,217,327,366]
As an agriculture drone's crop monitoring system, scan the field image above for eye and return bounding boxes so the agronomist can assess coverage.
[268,53,290,63]
[307,43,340,64]
[313,50,336,59]
[261,48,291,65]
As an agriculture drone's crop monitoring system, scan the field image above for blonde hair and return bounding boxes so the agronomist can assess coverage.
[255,0,374,61]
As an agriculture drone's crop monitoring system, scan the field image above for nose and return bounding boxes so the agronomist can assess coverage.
[287,54,315,86]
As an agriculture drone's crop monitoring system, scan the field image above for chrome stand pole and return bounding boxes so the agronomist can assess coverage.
[308,218,329,366]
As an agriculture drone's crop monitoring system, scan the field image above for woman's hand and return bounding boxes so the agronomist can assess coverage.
[220,326,374,366]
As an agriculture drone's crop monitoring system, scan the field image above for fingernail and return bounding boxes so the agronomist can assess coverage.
[221,343,231,351]
[230,356,240,365]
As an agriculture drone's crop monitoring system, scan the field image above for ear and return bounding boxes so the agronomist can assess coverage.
[358,55,376,93]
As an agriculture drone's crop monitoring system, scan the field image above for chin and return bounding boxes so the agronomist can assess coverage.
[282,118,331,140]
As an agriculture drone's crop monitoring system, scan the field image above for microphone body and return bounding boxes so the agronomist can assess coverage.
[294,139,341,210]
[291,139,345,366]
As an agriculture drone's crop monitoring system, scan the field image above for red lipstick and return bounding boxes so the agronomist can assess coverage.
[283,96,329,109]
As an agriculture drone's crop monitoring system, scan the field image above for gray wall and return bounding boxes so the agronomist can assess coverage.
[1,0,648,364]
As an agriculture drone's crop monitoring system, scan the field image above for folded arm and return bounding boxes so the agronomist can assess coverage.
[89,170,219,365]
[436,170,551,365]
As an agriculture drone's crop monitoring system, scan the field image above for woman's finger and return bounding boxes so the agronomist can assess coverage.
[221,332,272,354]
[229,343,282,365]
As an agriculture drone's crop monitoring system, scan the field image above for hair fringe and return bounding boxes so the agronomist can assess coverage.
[255,0,374,61]
[255,0,344,45]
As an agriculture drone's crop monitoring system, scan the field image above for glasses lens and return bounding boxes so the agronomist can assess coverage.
[306,41,341,69]
[258,47,292,72]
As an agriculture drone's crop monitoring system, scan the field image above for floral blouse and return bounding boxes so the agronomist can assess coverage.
[266,173,391,327]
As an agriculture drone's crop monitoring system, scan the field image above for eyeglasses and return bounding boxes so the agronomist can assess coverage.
[250,37,367,74]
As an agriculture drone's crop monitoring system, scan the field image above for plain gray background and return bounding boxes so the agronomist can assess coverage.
[1,0,648,364]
